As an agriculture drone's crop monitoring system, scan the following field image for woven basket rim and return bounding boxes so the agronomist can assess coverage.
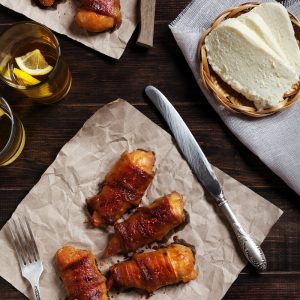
[198,2,300,117]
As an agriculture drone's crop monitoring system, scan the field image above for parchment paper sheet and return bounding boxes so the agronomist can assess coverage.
[0,0,138,59]
[0,100,283,299]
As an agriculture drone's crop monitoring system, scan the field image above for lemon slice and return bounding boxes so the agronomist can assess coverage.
[0,108,6,118]
[3,69,11,80]
[20,83,53,98]
[13,68,41,86]
[15,49,53,76]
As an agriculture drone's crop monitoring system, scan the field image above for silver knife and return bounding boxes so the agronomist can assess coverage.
[145,85,267,271]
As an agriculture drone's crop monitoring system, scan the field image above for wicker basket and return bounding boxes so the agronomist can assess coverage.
[198,2,300,117]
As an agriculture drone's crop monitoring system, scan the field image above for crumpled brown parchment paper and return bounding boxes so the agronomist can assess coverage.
[0,0,138,59]
[0,100,283,299]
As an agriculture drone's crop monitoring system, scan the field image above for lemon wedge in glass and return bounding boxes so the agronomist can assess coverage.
[15,49,53,76]
[3,69,11,80]
[0,108,6,118]
[13,68,41,86]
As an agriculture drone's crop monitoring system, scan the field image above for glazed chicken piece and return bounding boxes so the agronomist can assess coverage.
[55,246,108,300]
[39,0,55,7]
[75,0,122,32]
[87,150,155,227]
[102,192,185,258]
[108,243,198,293]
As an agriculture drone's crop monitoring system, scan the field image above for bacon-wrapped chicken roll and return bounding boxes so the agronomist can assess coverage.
[75,0,122,32]
[108,243,197,293]
[55,246,108,300]
[102,192,185,258]
[87,150,155,228]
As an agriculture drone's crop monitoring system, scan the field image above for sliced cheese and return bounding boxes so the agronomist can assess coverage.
[252,2,300,74]
[238,12,288,63]
[205,18,298,109]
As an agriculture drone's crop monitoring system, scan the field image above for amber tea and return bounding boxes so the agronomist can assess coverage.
[0,98,25,166]
[0,22,72,104]
[0,108,12,151]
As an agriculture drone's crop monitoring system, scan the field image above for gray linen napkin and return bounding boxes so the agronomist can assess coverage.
[169,0,300,196]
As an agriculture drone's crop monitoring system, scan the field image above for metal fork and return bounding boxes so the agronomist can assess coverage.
[7,216,43,300]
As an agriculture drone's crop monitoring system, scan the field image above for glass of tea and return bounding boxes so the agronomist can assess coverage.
[0,22,72,104]
[0,97,25,166]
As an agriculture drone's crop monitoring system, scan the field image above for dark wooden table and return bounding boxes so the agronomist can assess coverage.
[0,1,299,299]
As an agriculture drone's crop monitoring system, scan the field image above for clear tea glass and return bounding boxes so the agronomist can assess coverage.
[0,22,72,104]
[0,97,25,166]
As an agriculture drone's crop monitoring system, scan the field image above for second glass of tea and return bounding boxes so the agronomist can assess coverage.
[0,97,25,166]
[0,22,72,104]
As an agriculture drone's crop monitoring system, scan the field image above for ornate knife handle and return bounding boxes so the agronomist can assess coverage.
[215,192,267,271]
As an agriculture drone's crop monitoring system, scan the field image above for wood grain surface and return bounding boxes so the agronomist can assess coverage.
[0,1,299,299]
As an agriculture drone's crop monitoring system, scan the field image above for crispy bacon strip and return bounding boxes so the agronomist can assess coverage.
[82,0,115,16]
[55,246,108,300]
[87,150,155,227]
[108,243,198,293]
[102,192,185,258]
[75,0,121,32]
[38,0,55,7]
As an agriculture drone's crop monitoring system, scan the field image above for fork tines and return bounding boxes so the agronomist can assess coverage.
[8,216,40,267]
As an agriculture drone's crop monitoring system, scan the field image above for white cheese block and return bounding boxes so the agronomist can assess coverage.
[252,3,300,75]
[205,18,298,109]
[238,12,288,63]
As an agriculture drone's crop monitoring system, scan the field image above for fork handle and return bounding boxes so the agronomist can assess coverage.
[30,283,41,300]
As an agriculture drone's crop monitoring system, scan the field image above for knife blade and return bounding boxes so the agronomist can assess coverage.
[145,85,267,271]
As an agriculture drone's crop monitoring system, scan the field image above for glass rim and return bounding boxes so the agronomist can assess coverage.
[0,97,16,159]
[0,21,62,90]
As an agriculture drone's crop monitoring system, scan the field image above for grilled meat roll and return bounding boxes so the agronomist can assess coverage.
[87,150,155,227]
[108,243,197,293]
[102,192,185,258]
[75,0,122,32]
[55,246,108,300]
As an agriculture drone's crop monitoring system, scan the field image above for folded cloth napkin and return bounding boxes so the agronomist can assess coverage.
[169,0,300,196]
